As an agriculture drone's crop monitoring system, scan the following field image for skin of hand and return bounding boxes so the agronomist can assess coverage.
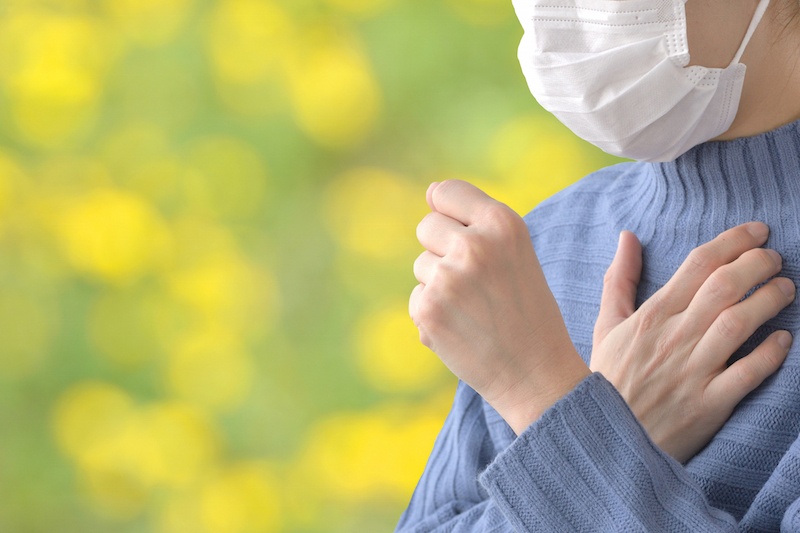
[591,222,795,463]
[410,179,591,435]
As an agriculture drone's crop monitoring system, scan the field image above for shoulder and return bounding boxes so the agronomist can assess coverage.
[522,161,647,245]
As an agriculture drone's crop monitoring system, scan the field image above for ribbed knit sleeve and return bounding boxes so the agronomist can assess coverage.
[395,372,749,532]
[477,372,740,532]
[782,500,800,532]
[393,378,517,532]
[394,367,800,532]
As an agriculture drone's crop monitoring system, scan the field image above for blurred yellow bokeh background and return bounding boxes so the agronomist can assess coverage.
[0,0,623,531]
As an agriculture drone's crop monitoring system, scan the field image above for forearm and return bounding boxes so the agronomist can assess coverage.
[490,349,591,436]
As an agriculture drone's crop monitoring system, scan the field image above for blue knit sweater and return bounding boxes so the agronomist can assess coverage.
[394,118,800,532]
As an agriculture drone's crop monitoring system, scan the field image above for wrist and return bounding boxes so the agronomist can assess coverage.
[493,353,591,436]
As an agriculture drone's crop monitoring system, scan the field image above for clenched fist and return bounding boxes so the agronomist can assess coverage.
[409,179,591,434]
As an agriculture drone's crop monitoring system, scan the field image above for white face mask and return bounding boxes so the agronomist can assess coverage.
[514,0,771,162]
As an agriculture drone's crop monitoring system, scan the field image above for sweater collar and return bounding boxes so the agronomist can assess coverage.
[633,118,800,262]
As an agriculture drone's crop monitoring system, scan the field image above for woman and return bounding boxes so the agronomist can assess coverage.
[396,0,800,530]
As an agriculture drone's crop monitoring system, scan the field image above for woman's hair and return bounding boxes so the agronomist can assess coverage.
[771,0,800,45]
[777,0,800,31]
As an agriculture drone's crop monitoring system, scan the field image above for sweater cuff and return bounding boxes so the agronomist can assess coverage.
[477,372,730,531]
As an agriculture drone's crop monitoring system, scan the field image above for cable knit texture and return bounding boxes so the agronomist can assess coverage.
[394,118,800,532]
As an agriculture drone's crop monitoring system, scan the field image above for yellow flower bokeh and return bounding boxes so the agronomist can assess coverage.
[88,287,164,367]
[53,187,172,285]
[100,122,183,204]
[0,290,59,379]
[182,136,270,220]
[207,0,293,85]
[200,462,283,533]
[285,26,381,149]
[158,461,283,533]
[205,0,293,117]
[323,167,427,260]
[53,382,220,519]
[166,324,254,412]
[164,216,280,341]
[52,381,136,460]
[138,402,220,488]
[34,154,114,196]
[283,386,455,529]
[159,492,207,533]
[0,151,23,238]
[320,0,397,18]
[0,11,117,145]
[355,300,448,393]
[100,0,194,46]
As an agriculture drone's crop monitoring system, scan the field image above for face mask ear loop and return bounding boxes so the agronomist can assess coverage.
[729,0,771,66]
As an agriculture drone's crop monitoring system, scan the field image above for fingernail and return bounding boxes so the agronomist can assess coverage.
[767,249,782,267]
[778,331,793,350]
[748,221,769,240]
[777,277,795,298]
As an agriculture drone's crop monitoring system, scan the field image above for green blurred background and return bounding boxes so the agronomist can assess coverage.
[0,0,623,531]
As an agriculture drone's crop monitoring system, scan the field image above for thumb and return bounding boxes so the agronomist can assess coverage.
[426,182,440,212]
[594,230,642,343]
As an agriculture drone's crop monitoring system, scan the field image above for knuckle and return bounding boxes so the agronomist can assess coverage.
[418,327,432,348]
[433,261,455,289]
[416,212,433,238]
[636,293,665,330]
[706,270,739,302]
[717,308,746,339]
[752,247,779,271]
[721,226,752,251]
[413,254,423,277]
[438,270,464,303]
[685,248,714,277]
[409,293,418,324]
[452,233,486,271]
[416,296,441,327]
[728,227,753,250]
[432,179,459,207]
[735,362,760,390]
[761,342,783,370]
[484,204,521,234]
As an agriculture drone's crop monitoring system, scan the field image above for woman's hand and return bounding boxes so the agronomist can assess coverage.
[409,179,590,435]
[592,222,795,463]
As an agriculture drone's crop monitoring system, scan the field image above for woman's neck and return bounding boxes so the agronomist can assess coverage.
[714,3,800,141]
